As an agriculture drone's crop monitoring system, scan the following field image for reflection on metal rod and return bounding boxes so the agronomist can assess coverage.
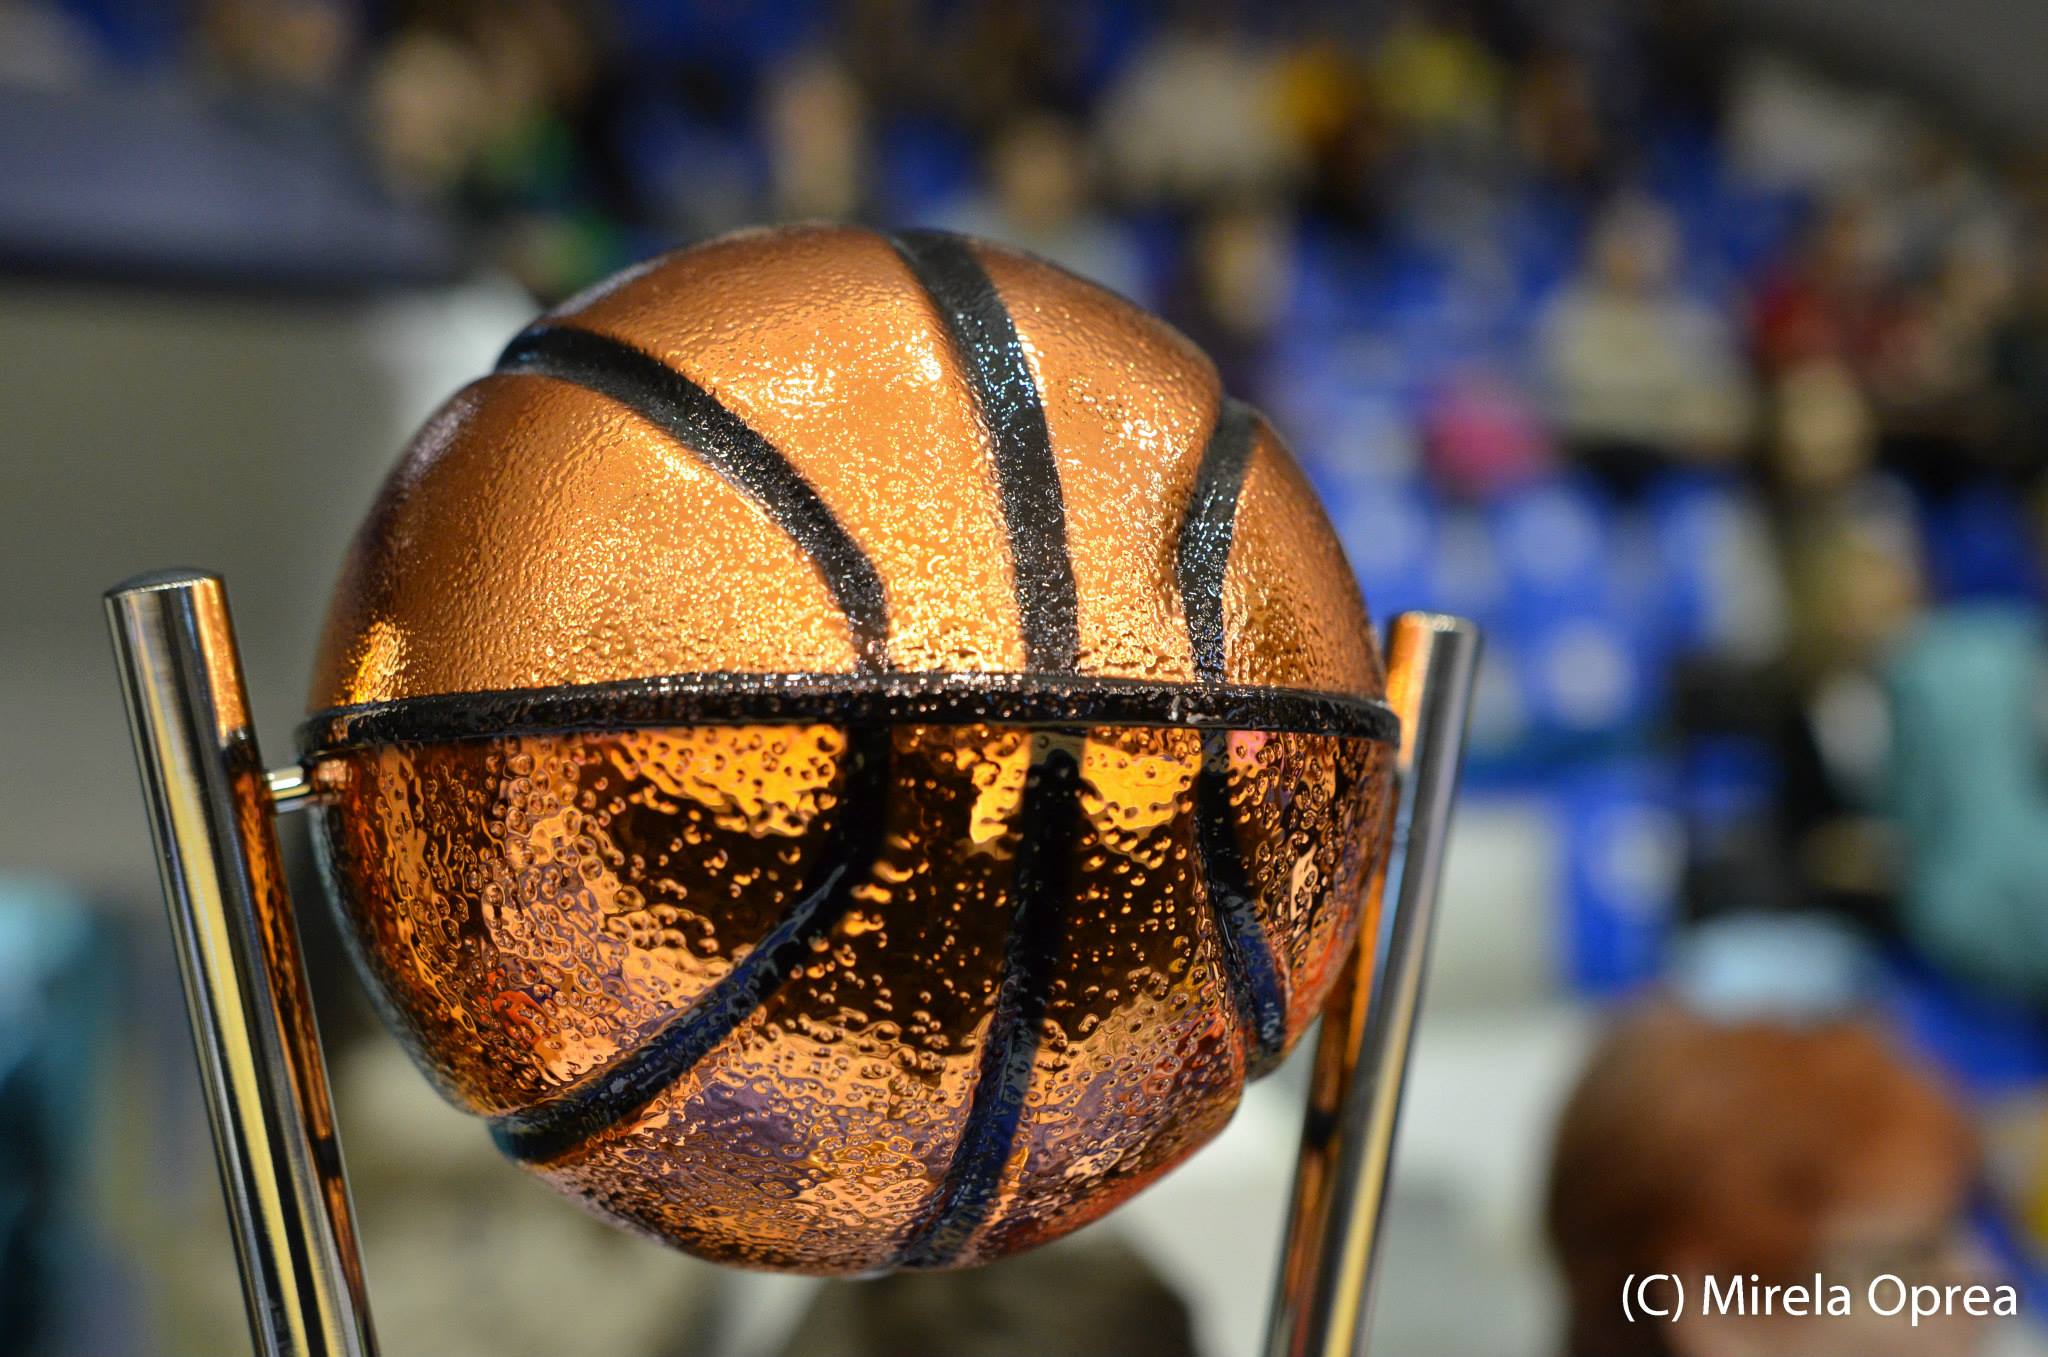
[106,570,377,1357]
[1266,612,1481,1357]
[266,764,318,814]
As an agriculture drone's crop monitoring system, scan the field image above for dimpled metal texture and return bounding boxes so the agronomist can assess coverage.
[303,224,1395,1274]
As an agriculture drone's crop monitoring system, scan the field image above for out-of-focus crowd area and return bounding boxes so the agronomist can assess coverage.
[2,1,2046,1355]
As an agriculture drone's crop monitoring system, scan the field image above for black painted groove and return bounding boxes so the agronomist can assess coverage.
[1176,400,1291,1074]
[1176,398,1258,682]
[1194,731,1291,1074]
[477,325,904,1164]
[496,325,893,673]
[298,670,1397,757]
[896,740,1083,1268]
[489,724,892,1164]
[885,229,1080,673]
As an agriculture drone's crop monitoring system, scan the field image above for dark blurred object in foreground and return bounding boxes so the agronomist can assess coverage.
[779,1236,1197,1357]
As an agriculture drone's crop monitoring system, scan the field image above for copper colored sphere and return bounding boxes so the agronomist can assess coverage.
[301,225,1395,1273]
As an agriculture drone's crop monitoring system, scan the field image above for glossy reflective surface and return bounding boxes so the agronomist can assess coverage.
[308,226,1380,709]
[311,721,1389,1271]
[108,573,377,1356]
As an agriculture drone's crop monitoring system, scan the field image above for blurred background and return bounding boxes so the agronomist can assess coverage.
[2,0,2046,1354]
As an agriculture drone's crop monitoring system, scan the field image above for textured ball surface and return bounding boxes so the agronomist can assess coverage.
[302,225,1394,1273]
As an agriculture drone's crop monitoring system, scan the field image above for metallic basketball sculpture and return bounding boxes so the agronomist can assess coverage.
[107,226,1478,1356]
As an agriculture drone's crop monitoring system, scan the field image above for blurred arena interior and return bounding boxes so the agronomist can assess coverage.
[1,1,2046,1355]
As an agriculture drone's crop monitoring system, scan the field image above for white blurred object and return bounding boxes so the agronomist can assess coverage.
[1098,30,1300,203]
[357,277,542,443]
[1670,913,1877,1022]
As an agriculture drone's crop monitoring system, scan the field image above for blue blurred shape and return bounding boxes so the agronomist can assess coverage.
[876,118,976,220]
[1882,953,2048,1094]
[1679,732,1779,832]
[0,86,459,289]
[1329,479,1438,619]
[1557,757,1683,995]
[1484,481,1656,744]
[1921,482,2047,605]
[611,0,826,67]
[1488,478,1614,611]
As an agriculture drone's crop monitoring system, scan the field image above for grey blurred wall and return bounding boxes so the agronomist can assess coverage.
[1728,0,2048,137]
[0,280,531,907]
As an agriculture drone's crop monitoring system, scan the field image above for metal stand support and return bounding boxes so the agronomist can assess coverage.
[106,570,377,1357]
[1266,613,1481,1357]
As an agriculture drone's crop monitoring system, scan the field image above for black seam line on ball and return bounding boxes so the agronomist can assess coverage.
[297,671,1399,757]
[496,324,893,673]
[896,739,1082,1268]
[1176,398,1257,682]
[1177,401,1290,1074]
[488,724,892,1165]
[1196,731,1290,1074]
[885,229,1081,673]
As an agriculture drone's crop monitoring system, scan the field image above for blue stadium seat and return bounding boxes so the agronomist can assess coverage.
[1921,481,2047,605]
[1555,757,1684,995]
[875,119,977,220]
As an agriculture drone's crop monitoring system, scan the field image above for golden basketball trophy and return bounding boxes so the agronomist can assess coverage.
[105,227,1478,1357]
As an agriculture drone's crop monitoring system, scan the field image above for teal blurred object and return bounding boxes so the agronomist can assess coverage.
[0,878,112,1355]
[1887,607,2048,1002]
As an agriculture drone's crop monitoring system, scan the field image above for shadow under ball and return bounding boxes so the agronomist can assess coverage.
[299,225,1397,1274]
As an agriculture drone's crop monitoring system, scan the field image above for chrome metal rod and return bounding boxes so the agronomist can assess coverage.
[1266,613,1481,1357]
[266,764,319,814]
[106,570,377,1357]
